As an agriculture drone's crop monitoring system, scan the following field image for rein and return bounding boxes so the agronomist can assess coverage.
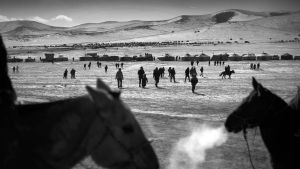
[243,128,256,169]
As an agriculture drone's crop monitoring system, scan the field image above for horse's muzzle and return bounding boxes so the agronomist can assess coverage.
[133,141,159,169]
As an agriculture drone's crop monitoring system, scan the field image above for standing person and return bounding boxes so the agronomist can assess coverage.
[99,62,101,68]
[141,74,148,88]
[16,65,19,72]
[84,64,86,70]
[63,69,68,79]
[196,60,199,66]
[105,65,108,73]
[138,66,145,87]
[257,63,260,70]
[170,68,176,82]
[250,63,253,69]
[200,66,204,77]
[185,67,190,82]
[12,66,15,73]
[190,66,197,77]
[88,62,91,69]
[168,67,172,77]
[115,68,123,88]
[70,68,76,79]
[191,74,198,93]
[191,60,194,66]
[72,57,74,62]
[153,67,160,87]
[208,60,211,66]
[121,63,124,69]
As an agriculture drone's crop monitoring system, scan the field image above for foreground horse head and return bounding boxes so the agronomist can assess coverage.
[225,77,286,133]
[87,80,159,169]
[225,78,300,168]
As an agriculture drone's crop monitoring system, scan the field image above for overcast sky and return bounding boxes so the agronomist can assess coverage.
[0,0,299,27]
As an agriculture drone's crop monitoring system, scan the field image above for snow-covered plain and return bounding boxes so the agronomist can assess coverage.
[9,60,300,169]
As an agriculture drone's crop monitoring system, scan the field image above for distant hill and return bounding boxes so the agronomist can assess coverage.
[1,9,299,45]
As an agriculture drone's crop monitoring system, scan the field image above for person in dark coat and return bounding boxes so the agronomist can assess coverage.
[63,69,68,79]
[257,63,260,70]
[153,67,160,87]
[105,65,108,73]
[141,74,148,88]
[185,67,190,82]
[70,68,76,79]
[191,74,198,93]
[170,68,176,82]
[84,64,86,70]
[200,66,204,77]
[115,68,123,88]
[88,62,91,69]
[168,67,171,77]
[190,66,197,77]
[138,67,145,87]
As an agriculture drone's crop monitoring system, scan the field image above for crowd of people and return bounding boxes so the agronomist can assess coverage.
[59,60,256,93]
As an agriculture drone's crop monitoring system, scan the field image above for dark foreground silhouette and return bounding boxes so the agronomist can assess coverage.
[225,77,300,169]
[0,36,159,169]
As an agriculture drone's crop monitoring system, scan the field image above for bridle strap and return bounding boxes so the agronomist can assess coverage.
[243,128,256,169]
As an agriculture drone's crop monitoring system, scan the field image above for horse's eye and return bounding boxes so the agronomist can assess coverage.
[122,124,134,134]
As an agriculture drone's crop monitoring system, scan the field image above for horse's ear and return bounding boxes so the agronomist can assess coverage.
[252,77,259,90]
[86,86,113,109]
[96,79,111,91]
[252,77,265,96]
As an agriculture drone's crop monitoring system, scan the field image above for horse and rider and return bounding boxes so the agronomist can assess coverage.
[220,65,235,79]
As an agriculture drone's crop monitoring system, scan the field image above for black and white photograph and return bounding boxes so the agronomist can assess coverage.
[1,0,300,169]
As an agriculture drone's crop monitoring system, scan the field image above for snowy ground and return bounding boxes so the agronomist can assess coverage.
[9,60,300,169]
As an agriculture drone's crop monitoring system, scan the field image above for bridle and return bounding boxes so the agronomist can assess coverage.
[91,98,151,169]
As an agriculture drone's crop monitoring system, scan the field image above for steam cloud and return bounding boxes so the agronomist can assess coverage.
[168,124,228,169]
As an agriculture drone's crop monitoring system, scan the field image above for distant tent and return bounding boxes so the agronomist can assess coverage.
[181,53,195,61]
[158,53,175,61]
[228,53,242,61]
[120,55,133,61]
[25,57,36,62]
[8,56,23,63]
[211,53,229,61]
[281,53,293,60]
[242,53,256,61]
[257,52,272,61]
[272,55,280,60]
[197,53,210,61]
[294,55,300,60]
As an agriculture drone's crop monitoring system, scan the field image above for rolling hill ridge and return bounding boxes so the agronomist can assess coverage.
[1,9,299,45]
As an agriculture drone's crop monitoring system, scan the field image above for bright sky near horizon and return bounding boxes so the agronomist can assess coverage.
[0,0,299,27]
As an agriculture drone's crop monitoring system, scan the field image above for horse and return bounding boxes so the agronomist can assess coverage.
[219,70,235,79]
[225,77,300,169]
[0,36,159,169]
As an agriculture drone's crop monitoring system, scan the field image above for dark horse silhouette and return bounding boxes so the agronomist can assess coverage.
[219,70,235,79]
[225,77,300,169]
[0,36,159,169]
